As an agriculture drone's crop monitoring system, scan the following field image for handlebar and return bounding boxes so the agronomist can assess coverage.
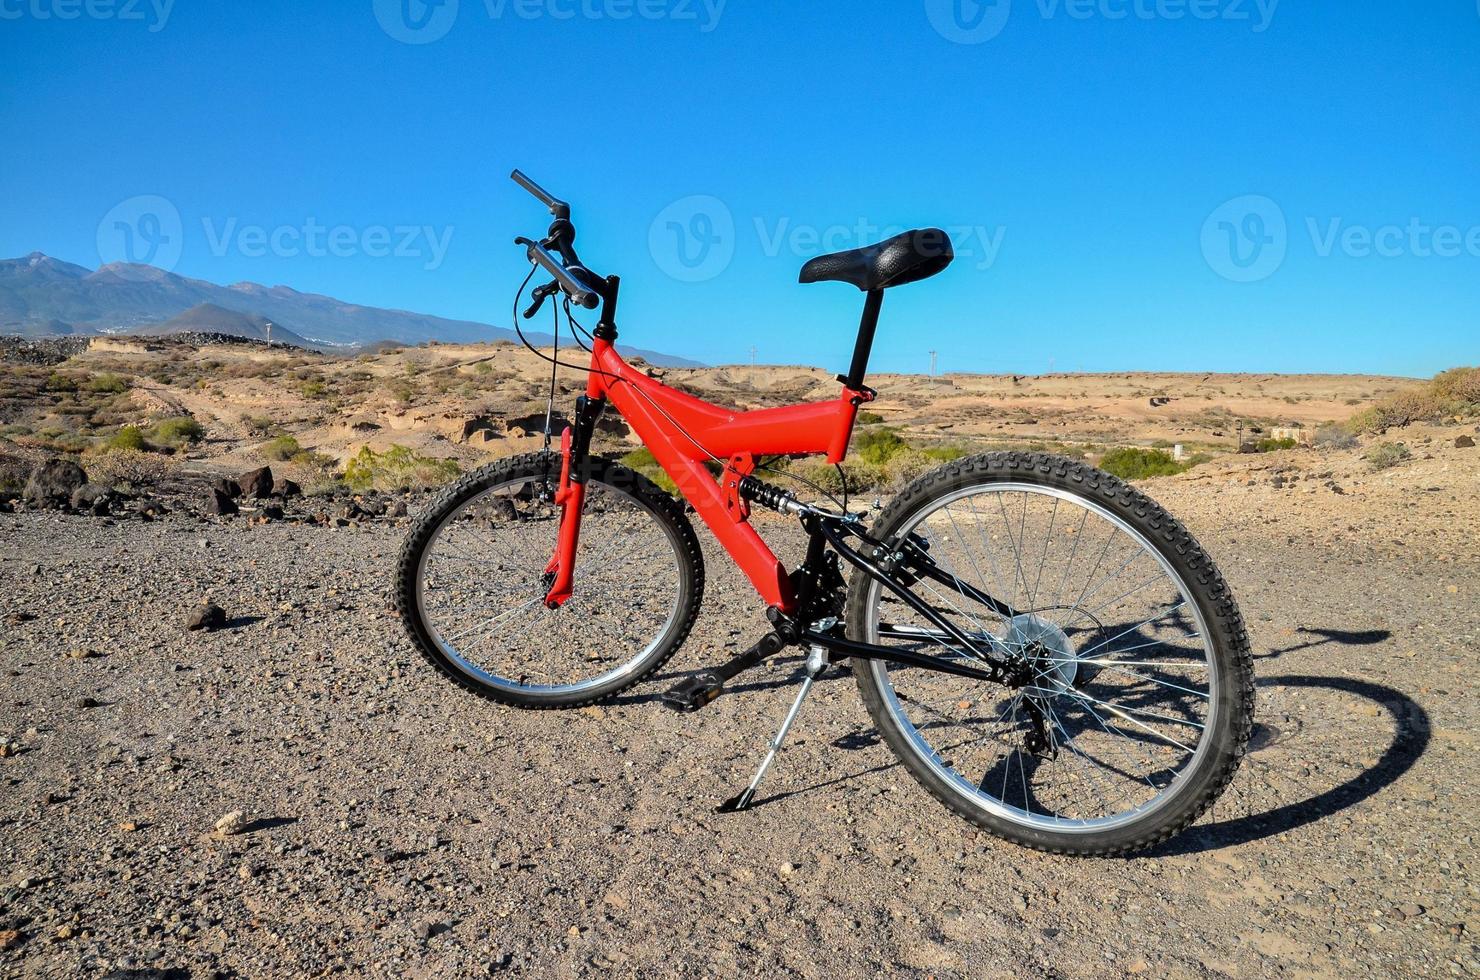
[510,168,570,219]
[517,236,600,309]
[510,169,603,310]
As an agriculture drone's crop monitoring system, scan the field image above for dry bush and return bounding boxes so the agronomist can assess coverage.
[86,449,176,489]
[1348,366,1479,433]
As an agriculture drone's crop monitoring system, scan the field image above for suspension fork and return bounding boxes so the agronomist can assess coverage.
[542,394,604,609]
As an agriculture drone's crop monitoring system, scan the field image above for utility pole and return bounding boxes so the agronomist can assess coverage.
[928,350,937,378]
[749,345,757,367]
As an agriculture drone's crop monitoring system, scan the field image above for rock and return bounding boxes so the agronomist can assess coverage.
[778,862,796,878]
[388,499,408,518]
[273,478,302,498]
[23,458,87,510]
[1399,902,1425,918]
[261,503,285,520]
[70,484,113,516]
[213,476,242,498]
[136,498,169,519]
[355,495,387,517]
[239,466,274,499]
[186,602,226,632]
[214,809,247,836]
[1457,435,1475,449]
[0,928,21,950]
[0,740,16,758]
[206,488,238,516]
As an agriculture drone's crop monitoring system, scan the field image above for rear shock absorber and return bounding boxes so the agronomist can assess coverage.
[737,475,807,515]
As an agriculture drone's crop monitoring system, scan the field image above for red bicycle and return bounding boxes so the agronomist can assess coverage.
[394,171,1255,855]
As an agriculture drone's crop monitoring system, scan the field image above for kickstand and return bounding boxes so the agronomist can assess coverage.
[717,645,827,813]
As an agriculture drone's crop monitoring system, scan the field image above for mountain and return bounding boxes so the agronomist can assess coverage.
[0,253,703,366]
[130,303,317,349]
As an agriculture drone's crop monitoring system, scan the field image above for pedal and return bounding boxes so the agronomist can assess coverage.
[660,671,725,713]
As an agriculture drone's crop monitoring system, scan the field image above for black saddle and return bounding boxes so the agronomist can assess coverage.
[799,228,954,292]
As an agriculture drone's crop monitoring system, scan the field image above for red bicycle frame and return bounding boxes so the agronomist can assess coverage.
[541,334,875,615]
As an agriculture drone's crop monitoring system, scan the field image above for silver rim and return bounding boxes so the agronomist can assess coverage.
[415,473,685,698]
[862,483,1219,834]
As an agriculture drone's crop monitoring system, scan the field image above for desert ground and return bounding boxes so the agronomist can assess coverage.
[1,337,1477,978]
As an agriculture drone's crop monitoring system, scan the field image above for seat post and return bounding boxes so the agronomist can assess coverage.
[843,289,884,390]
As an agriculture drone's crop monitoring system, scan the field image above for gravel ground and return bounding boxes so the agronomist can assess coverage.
[1,447,1477,979]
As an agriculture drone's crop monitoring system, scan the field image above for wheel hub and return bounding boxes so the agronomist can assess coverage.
[1005,614,1077,698]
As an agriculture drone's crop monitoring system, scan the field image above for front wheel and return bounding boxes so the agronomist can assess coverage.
[394,452,704,708]
[846,452,1254,856]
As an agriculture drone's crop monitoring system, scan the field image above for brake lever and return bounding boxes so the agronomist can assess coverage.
[523,280,561,319]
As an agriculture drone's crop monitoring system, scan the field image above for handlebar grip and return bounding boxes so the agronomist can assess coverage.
[523,240,600,309]
[510,169,570,219]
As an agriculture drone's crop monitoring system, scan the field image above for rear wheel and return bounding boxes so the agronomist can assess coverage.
[394,452,704,708]
[846,452,1254,855]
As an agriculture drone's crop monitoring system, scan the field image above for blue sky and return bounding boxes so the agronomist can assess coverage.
[2,0,1477,376]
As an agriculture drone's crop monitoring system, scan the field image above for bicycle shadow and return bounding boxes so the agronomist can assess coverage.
[1257,627,1391,660]
[602,656,854,707]
[1141,673,1429,857]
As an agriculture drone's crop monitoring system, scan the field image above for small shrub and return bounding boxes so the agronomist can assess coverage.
[851,427,908,466]
[921,445,969,462]
[243,416,275,436]
[1254,437,1298,453]
[45,372,79,392]
[301,380,329,399]
[261,435,302,461]
[85,373,129,394]
[1347,366,1480,433]
[1313,424,1357,450]
[1364,442,1411,471]
[87,448,174,489]
[342,445,460,491]
[1098,447,1187,480]
[107,425,148,452]
[856,410,884,425]
[883,448,936,489]
[151,416,205,447]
